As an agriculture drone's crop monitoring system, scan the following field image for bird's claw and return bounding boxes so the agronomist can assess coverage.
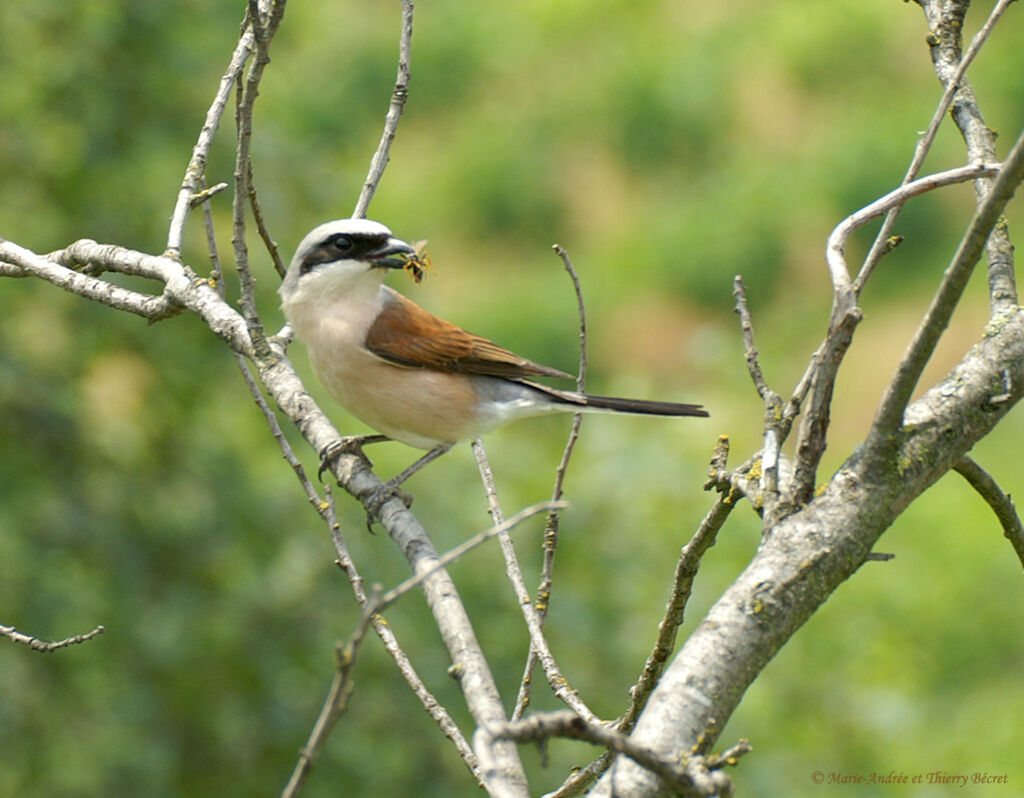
[317,434,388,481]
[364,482,415,531]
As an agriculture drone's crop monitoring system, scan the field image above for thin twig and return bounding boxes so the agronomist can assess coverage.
[784,163,998,509]
[481,712,751,798]
[514,244,588,720]
[352,0,414,218]
[248,160,286,277]
[378,498,568,611]
[869,124,1024,449]
[231,2,285,360]
[198,177,225,290]
[481,712,696,796]
[472,445,587,718]
[856,0,1015,295]
[732,276,774,402]
[559,442,740,792]
[189,182,229,208]
[468,442,599,719]
[618,492,737,734]
[325,486,480,780]
[1,623,105,652]
[732,277,785,520]
[281,586,380,798]
[166,4,261,256]
[555,244,589,391]
[542,751,616,798]
[787,309,861,511]
[829,163,1000,316]
[236,354,326,515]
[953,456,1024,569]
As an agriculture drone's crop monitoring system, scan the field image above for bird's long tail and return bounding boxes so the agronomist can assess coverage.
[572,392,708,417]
[522,380,709,417]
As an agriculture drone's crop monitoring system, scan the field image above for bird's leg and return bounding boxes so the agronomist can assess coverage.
[364,443,454,527]
[388,443,454,490]
[317,434,391,481]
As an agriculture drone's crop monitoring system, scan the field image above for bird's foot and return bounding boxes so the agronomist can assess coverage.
[317,434,390,482]
[360,443,454,531]
[363,480,415,532]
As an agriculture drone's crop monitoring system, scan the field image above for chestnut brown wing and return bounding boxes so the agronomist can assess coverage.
[365,287,570,379]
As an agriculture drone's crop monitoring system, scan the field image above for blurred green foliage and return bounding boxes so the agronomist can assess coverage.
[2,1,1024,796]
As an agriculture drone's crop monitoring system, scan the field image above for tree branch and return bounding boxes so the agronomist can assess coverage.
[868,125,1024,451]
[514,244,589,721]
[258,336,530,796]
[352,0,414,219]
[953,456,1024,569]
[915,0,1018,313]
[732,277,786,521]
[326,486,480,780]
[619,492,737,734]
[231,0,286,359]
[166,4,264,257]
[856,0,1016,297]
[831,163,1000,313]
[481,711,750,798]
[0,623,105,652]
[472,440,599,722]
[281,587,378,798]
[591,303,1024,796]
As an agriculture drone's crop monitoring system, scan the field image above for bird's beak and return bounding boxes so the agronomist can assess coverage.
[366,236,417,269]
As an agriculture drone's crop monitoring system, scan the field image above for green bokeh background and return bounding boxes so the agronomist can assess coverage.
[2,1,1023,796]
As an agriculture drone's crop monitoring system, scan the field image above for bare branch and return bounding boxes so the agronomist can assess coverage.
[857,0,1016,298]
[829,163,1000,312]
[1,623,105,652]
[481,712,695,797]
[787,308,860,510]
[0,238,182,321]
[732,276,775,402]
[281,590,377,798]
[783,4,1015,507]
[326,487,479,779]
[869,125,1024,449]
[470,443,598,724]
[352,0,414,219]
[231,0,286,357]
[248,160,286,277]
[0,238,257,358]
[591,303,1024,796]
[188,182,229,208]
[259,333,529,794]
[732,277,786,521]
[481,711,750,798]
[953,456,1024,569]
[619,492,737,734]
[914,0,1018,313]
[166,7,260,257]
[514,244,589,720]
[236,353,326,515]
[378,497,567,610]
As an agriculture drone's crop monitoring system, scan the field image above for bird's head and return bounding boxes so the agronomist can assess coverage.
[279,218,416,304]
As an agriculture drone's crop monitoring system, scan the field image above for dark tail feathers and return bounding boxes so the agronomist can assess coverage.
[572,392,709,417]
[520,379,708,417]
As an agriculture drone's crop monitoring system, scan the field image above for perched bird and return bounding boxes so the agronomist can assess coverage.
[279,218,708,491]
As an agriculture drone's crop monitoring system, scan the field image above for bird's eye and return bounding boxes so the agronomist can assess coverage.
[331,235,353,252]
